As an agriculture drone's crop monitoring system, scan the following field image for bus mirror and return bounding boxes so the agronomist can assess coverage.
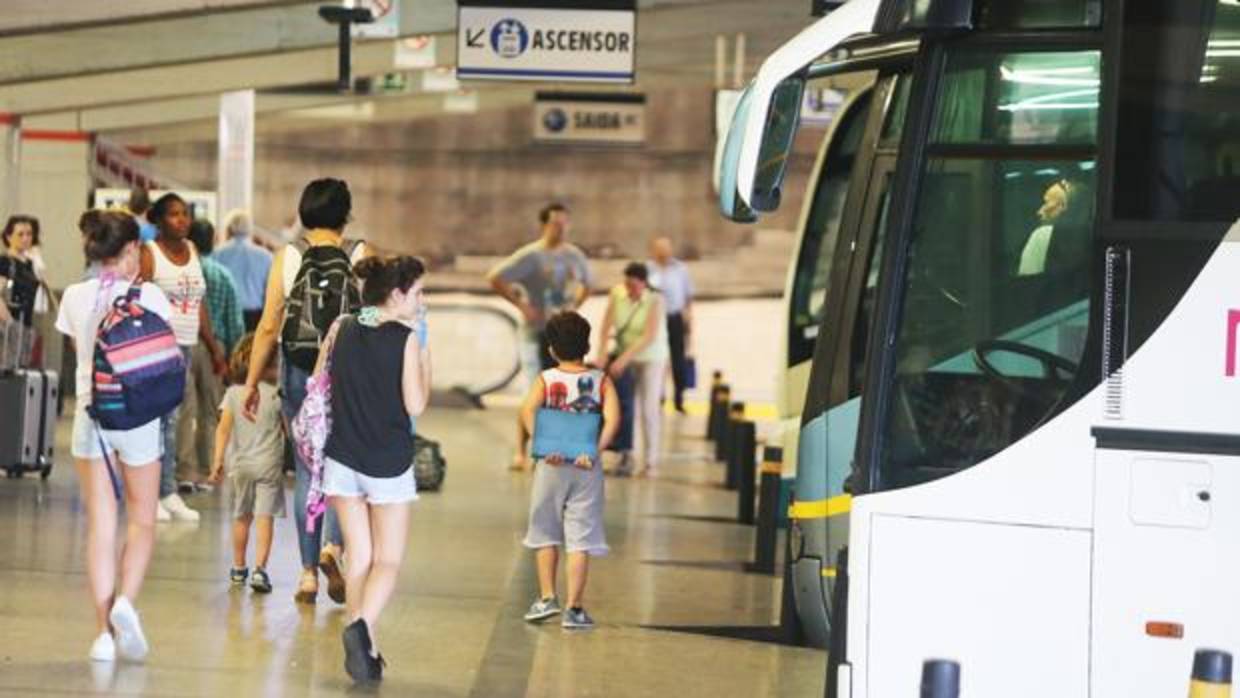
[750,76,805,212]
[719,85,761,222]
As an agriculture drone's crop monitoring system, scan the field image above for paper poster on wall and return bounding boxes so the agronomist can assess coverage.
[349,0,400,39]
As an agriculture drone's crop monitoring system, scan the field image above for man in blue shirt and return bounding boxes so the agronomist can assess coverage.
[214,209,273,331]
[648,237,695,413]
[127,187,159,243]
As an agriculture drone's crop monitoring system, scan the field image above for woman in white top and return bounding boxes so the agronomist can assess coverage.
[138,193,226,522]
[595,262,668,477]
[56,210,173,664]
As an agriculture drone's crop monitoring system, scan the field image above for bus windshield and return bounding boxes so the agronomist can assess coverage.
[876,48,1100,490]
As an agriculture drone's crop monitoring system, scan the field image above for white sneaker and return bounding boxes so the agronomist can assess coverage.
[160,493,199,522]
[156,501,171,522]
[89,632,116,662]
[109,597,149,662]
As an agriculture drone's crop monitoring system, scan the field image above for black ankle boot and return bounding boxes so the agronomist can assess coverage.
[342,619,382,683]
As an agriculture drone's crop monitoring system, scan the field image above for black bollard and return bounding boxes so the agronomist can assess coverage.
[920,659,961,698]
[825,547,849,698]
[716,400,744,463]
[706,376,728,441]
[752,447,782,574]
[1190,649,1233,697]
[736,422,757,523]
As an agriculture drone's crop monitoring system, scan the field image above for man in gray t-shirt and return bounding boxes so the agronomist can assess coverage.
[489,202,593,374]
[488,202,593,470]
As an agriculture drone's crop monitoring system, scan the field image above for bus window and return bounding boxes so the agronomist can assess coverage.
[1113,0,1240,223]
[788,90,875,366]
[880,76,912,147]
[933,51,1099,146]
[976,0,1102,29]
[876,48,1099,490]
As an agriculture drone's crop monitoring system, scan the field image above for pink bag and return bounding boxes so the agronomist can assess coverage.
[291,317,346,534]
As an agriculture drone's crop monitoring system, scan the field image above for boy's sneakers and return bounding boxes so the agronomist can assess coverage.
[561,607,595,630]
[108,596,149,661]
[319,547,346,604]
[250,568,273,594]
[155,501,171,522]
[89,632,116,662]
[523,596,562,623]
[342,619,384,683]
[229,567,249,586]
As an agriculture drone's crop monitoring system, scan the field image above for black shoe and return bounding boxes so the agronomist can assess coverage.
[342,619,383,683]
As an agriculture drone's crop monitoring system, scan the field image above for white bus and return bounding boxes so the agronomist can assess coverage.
[719,0,1240,694]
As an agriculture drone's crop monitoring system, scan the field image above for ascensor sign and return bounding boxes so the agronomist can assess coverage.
[456,1,636,83]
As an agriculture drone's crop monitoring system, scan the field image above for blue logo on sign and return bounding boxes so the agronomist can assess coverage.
[543,108,568,132]
[490,19,529,59]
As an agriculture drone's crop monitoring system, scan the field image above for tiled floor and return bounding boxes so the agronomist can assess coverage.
[0,406,825,697]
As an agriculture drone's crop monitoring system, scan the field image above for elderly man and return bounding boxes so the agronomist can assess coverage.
[214,209,273,331]
[647,237,694,413]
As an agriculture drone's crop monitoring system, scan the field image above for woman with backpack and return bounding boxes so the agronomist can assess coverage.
[313,255,430,683]
[138,193,227,523]
[56,210,175,663]
[242,178,370,604]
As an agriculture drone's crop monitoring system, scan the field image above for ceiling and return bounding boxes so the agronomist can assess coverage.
[0,0,821,143]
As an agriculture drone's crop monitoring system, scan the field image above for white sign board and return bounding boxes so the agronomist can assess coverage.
[93,188,219,226]
[457,5,636,83]
[533,94,644,145]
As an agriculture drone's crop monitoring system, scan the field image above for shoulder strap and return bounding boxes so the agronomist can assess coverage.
[292,237,311,254]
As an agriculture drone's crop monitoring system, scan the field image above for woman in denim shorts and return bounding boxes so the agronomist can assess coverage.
[314,255,430,684]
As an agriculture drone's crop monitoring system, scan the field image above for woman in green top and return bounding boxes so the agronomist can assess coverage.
[594,262,668,477]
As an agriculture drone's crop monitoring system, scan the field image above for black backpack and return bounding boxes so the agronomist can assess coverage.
[281,238,363,372]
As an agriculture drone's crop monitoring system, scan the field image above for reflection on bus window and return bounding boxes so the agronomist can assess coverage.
[789,90,874,366]
[879,160,1095,489]
[1114,0,1240,222]
[1018,178,1089,276]
[880,76,912,147]
[933,51,1100,146]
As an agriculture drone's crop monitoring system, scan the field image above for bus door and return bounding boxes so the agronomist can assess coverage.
[790,68,906,644]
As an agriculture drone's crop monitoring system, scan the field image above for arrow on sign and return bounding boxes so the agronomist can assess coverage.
[465,28,485,48]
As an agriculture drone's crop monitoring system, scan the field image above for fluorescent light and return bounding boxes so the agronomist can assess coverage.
[999,102,1098,111]
[1000,65,1100,87]
[1206,49,1240,57]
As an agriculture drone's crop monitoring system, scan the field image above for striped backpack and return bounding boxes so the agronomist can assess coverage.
[87,283,186,431]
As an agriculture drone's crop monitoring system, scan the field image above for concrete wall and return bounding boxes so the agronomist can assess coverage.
[140,86,824,262]
[18,134,92,291]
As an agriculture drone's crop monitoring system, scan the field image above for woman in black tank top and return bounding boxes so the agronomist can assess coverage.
[313,255,430,683]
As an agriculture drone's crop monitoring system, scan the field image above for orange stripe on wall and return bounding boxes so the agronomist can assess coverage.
[22,129,91,142]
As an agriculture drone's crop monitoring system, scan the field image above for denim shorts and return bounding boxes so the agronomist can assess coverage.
[322,457,418,505]
[71,405,161,465]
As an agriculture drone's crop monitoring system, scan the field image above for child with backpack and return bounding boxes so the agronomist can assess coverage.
[240,178,368,604]
[209,333,286,594]
[56,210,181,663]
[520,311,620,630]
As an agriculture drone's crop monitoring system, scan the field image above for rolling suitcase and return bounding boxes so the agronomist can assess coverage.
[0,320,57,479]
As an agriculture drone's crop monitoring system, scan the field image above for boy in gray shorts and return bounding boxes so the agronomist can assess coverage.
[520,312,620,630]
[210,335,287,594]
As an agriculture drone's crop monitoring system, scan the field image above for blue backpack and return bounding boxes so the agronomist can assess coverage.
[87,284,186,431]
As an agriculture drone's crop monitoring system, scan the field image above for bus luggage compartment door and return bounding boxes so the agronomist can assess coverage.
[1092,447,1240,697]
[864,514,1090,697]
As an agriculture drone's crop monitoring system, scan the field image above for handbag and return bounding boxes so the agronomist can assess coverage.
[291,315,349,533]
[684,356,698,389]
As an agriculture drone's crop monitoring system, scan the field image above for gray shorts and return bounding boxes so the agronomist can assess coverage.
[523,461,608,556]
[232,471,286,519]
